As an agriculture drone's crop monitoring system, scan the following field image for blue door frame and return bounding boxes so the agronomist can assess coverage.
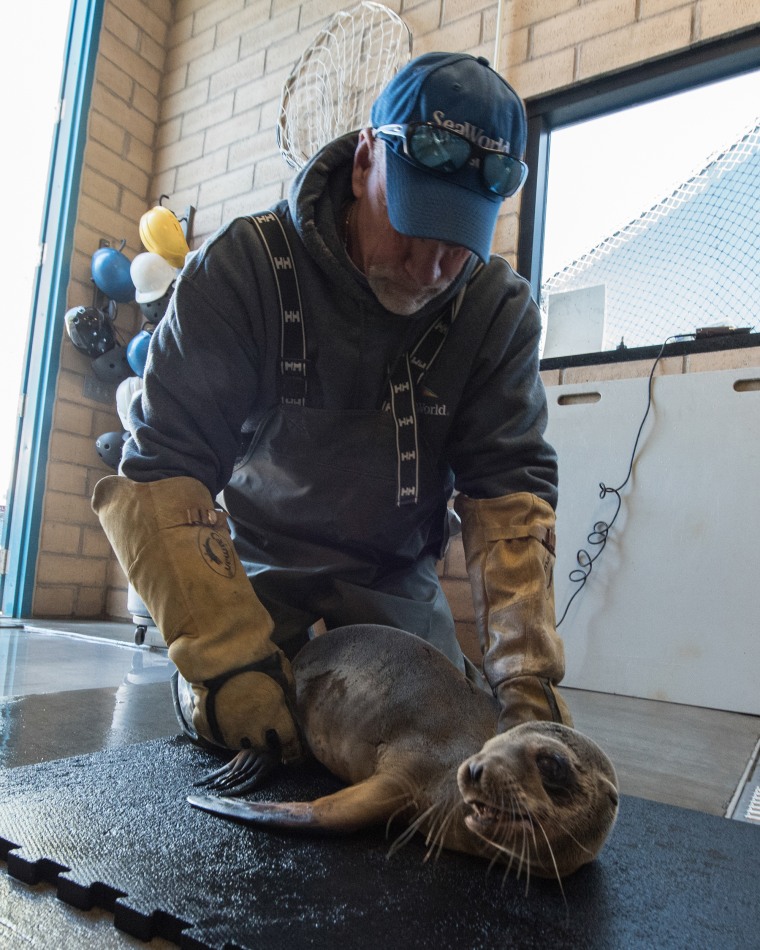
[1,0,105,616]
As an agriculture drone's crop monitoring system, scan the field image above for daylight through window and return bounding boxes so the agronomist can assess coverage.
[540,69,760,359]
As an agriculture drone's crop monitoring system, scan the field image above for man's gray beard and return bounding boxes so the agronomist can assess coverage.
[367,271,452,316]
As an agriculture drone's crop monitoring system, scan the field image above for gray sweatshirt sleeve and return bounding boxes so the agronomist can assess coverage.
[445,261,558,508]
[121,221,271,496]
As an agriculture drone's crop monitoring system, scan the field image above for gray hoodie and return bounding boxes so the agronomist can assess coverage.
[122,133,557,508]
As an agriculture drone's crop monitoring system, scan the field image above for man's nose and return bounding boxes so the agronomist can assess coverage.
[404,238,450,286]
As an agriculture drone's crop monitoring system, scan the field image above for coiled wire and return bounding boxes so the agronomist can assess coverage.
[556,334,693,627]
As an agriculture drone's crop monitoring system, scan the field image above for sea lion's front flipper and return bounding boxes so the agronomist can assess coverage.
[188,773,407,834]
[187,793,317,826]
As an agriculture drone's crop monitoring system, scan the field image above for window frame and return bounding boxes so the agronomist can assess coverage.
[1,0,105,616]
[517,26,760,369]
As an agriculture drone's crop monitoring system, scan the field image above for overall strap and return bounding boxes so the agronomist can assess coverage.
[387,268,480,506]
[249,212,307,407]
[388,354,420,506]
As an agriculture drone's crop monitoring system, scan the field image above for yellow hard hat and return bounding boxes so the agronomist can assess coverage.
[139,204,190,268]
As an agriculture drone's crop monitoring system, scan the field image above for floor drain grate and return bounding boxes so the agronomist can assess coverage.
[746,786,760,824]
[726,737,760,823]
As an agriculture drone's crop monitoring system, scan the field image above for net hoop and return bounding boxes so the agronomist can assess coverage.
[277,2,413,170]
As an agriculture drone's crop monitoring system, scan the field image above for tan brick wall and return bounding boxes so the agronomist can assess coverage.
[33,0,760,635]
[32,0,173,619]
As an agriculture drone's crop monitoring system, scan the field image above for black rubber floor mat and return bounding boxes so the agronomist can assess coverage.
[1,736,758,948]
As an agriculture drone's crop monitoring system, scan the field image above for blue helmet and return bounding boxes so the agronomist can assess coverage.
[126,328,152,377]
[91,244,135,302]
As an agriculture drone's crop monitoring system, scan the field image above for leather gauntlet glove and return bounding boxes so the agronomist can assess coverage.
[92,475,303,761]
[454,491,573,732]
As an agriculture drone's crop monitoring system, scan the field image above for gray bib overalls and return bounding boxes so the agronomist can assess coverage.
[221,213,466,671]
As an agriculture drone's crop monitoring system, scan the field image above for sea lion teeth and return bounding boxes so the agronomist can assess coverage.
[188,624,619,880]
[470,801,497,819]
[466,800,529,827]
[469,802,504,824]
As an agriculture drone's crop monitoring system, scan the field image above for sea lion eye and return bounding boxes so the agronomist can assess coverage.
[536,751,572,791]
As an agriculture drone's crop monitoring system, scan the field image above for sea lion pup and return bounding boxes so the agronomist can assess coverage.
[188,624,619,879]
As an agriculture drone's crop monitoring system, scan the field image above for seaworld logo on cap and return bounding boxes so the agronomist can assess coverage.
[432,110,510,153]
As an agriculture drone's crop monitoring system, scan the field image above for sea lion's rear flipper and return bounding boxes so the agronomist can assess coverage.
[188,773,406,833]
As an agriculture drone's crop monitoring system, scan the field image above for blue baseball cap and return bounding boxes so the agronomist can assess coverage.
[370,52,528,261]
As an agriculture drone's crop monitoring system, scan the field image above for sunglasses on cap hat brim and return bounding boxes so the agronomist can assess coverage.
[374,122,528,198]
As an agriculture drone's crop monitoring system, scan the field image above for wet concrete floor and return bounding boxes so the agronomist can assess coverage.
[0,625,178,769]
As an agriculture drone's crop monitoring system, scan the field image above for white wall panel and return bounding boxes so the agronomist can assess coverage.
[546,368,760,714]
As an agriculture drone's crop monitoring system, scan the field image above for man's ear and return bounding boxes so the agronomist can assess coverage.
[351,129,375,198]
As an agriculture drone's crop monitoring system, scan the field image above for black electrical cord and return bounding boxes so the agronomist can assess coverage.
[556,333,695,628]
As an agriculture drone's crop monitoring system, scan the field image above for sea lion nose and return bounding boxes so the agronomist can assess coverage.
[468,760,484,784]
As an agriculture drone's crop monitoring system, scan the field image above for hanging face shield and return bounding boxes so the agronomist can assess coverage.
[64,305,116,358]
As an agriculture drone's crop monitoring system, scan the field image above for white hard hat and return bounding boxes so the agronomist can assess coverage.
[115,375,144,432]
[130,252,179,304]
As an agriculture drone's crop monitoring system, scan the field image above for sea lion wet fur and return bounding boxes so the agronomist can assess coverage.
[188,624,619,879]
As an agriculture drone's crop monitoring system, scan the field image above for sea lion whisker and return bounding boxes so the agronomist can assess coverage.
[497,835,525,890]
[423,803,460,862]
[385,797,415,837]
[387,803,438,856]
[485,824,530,891]
[410,801,439,833]
[421,803,443,846]
[386,828,416,856]
[517,827,532,894]
[468,820,523,879]
[531,813,569,913]
[381,785,419,841]
[548,819,595,856]
[501,812,536,891]
[422,809,445,848]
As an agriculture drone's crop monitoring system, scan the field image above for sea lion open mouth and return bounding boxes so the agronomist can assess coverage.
[470,800,499,821]
[465,799,530,830]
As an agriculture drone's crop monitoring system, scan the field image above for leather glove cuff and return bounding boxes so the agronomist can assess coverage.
[455,491,572,729]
